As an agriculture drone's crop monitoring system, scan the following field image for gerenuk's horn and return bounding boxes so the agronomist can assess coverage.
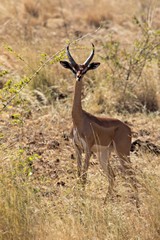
[66,45,79,70]
[83,43,95,67]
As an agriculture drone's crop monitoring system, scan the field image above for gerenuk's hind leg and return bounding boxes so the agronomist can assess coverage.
[98,147,115,200]
[114,132,139,208]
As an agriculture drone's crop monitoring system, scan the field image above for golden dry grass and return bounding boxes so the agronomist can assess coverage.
[0,108,160,240]
[0,0,160,239]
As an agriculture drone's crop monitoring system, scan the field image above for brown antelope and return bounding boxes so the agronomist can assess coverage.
[60,44,138,201]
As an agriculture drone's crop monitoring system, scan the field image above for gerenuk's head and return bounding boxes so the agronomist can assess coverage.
[60,44,100,81]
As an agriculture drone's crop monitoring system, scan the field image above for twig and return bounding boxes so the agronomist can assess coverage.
[0,26,101,113]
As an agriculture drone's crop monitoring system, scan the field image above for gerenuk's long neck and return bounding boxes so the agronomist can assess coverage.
[72,80,83,124]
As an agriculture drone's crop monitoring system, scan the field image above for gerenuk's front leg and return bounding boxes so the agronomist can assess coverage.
[82,148,91,184]
[74,144,82,178]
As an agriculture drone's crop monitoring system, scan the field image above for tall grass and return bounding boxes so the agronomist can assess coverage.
[1,143,159,240]
[0,1,160,240]
[0,148,41,240]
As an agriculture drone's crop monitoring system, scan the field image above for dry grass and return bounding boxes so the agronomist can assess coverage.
[0,0,160,239]
[0,106,160,240]
[0,139,160,240]
[0,149,40,240]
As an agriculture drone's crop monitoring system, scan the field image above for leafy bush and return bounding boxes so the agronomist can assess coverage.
[99,19,160,113]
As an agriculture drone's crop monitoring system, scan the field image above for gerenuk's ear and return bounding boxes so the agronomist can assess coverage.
[87,62,100,71]
[60,61,76,74]
[60,61,72,69]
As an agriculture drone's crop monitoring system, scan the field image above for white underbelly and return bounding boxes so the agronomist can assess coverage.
[72,128,112,153]
[73,128,87,150]
[91,144,111,153]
